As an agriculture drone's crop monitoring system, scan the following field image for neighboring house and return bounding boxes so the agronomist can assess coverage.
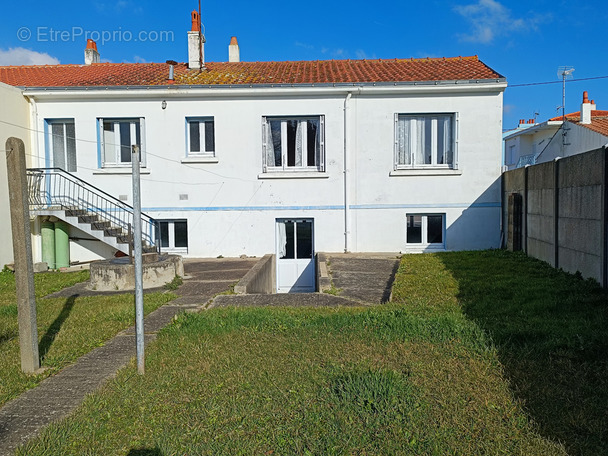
[0,82,31,267]
[502,118,539,169]
[503,118,562,170]
[536,92,608,163]
[0,12,506,291]
[504,91,608,169]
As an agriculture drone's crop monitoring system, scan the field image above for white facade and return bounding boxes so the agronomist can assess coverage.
[503,120,562,170]
[0,82,31,267]
[22,81,505,261]
[535,121,608,163]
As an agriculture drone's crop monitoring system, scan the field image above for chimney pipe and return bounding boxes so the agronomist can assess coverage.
[188,10,205,69]
[229,36,240,63]
[84,39,100,65]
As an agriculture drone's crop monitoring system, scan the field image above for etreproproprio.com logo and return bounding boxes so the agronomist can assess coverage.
[17,26,174,45]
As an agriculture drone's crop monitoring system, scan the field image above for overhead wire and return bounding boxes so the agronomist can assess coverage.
[0,118,258,184]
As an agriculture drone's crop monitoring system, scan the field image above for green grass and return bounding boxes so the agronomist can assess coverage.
[438,249,608,456]
[17,251,591,455]
[0,269,176,407]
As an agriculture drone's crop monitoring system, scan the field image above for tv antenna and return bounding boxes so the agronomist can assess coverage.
[557,66,575,120]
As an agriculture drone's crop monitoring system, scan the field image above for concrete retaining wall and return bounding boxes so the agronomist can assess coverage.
[503,147,608,287]
[234,254,275,294]
[89,254,184,291]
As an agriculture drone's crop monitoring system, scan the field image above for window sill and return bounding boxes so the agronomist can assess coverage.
[404,245,446,253]
[93,168,151,175]
[390,169,462,176]
[181,157,219,164]
[258,172,329,180]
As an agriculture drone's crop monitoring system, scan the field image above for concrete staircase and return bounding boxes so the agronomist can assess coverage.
[27,168,158,256]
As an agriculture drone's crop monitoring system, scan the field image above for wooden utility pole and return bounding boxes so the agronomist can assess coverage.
[6,137,40,373]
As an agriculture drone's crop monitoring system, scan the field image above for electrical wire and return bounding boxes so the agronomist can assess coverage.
[508,75,608,88]
[0,118,259,183]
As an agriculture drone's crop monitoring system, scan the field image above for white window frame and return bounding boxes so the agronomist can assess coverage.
[394,113,458,170]
[47,119,77,172]
[186,117,215,157]
[98,118,146,168]
[405,213,446,249]
[262,115,325,172]
[158,219,188,253]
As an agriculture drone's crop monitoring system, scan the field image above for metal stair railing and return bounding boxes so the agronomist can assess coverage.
[27,167,158,250]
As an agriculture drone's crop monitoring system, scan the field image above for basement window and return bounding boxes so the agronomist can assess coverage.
[186,117,215,157]
[406,214,445,249]
[262,116,325,172]
[157,220,188,253]
[98,118,145,167]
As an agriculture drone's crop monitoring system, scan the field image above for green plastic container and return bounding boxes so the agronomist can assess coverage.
[41,221,56,270]
[54,221,70,269]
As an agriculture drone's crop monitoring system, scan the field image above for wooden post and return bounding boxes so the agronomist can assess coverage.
[6,137,40,373]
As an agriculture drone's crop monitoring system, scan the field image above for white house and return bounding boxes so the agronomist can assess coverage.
[0,12,506,291]
[535,91,608,163]
[503,118,562,170]
[504,91,608,169]
[0,82,32,267]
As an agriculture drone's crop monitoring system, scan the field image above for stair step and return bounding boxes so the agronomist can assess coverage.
[91,221,111,230]
[78,214,99,223]
[65,209,87,217]
[117,235,132,244]
[104,227,123,237]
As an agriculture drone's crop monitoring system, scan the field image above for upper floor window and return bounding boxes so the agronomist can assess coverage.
[187,117,215,157]
[99,118,145,167]
[263,116,325,172]
[395,114,456,169]
[47,120,77,172]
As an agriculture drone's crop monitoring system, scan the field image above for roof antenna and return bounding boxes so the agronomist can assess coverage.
[557,66,575,121]
[198,0,203,73]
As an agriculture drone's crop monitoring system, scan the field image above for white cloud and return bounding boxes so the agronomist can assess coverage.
[454,0,540,44]
[0,47,60,65]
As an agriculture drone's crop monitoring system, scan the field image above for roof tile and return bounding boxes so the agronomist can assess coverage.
[0,56,503,88]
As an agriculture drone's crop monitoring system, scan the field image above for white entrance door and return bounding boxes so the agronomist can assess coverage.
[276,219,315,293]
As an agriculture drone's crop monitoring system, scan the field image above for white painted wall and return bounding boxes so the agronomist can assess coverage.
[0,83,31,267]
[503,122,560,170]
[28,84,505,260]
[537,121,608,163]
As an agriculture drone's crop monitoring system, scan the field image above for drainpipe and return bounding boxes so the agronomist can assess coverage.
[343,91,352,253]
[26,95,42,263]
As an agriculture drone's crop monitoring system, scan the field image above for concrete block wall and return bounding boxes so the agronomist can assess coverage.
[527,161,555,266]
[557,149,604,282]
[503,147,608,287]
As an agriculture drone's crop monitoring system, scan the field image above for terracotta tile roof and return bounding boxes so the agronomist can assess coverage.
[549,110,608,137]
[0,56,503,88]
[577,117,608,137]
[549,110,608,121]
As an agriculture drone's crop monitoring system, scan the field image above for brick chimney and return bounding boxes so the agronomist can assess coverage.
[229,36,240,63]
[188,10,205,69]
[84,39,100,65]
[581,91,592,124]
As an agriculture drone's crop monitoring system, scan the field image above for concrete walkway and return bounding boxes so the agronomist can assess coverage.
[0,257,257,456]
[210,253,400,308]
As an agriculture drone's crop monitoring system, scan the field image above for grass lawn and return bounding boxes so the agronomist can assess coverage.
[17,250,608,455]
[0,269,176,407]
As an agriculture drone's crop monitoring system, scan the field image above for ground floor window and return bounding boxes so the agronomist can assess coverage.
[158,220,188,253]
[406,214,445,248]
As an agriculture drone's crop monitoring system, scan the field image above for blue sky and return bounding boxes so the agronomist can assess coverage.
[1,0,606,130]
